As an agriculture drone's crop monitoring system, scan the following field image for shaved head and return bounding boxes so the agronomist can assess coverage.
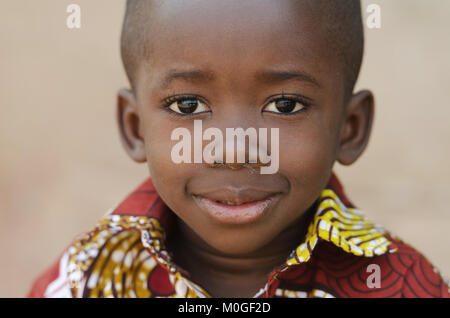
[121,0,364,97]
[120,0,152,90]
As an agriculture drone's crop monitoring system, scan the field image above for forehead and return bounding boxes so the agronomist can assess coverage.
[140,0,342,93]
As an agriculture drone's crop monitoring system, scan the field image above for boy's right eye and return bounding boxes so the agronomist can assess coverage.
[165,96,210,115]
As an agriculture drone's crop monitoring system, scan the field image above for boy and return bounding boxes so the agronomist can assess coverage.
[28,0,449,298]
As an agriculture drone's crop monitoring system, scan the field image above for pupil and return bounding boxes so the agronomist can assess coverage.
[276,99,296,113]
[178,99,198,113]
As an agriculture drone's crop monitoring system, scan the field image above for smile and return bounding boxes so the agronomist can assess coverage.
[192,189,281,225]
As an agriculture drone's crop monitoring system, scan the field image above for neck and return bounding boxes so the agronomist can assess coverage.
[167,209,314,297]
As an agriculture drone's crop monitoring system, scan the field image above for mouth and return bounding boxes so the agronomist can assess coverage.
[192,189,281,225]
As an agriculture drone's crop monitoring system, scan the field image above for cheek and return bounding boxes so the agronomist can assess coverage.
[140,117,194,213]
[278,122,337,194]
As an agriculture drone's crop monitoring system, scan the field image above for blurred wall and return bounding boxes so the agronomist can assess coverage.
[0,0,449,297]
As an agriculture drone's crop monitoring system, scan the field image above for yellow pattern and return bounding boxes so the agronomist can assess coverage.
[67,212,209,298]
[286,189,396,266]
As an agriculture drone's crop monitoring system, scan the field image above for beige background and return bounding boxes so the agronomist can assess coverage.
[1,0,449,297]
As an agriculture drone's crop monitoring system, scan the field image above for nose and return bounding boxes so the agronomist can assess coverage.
[201,100,275,172]
[204,126,271,172]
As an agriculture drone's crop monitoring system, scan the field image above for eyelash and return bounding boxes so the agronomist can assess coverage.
[161,94,209,117]
[160,93,312,117]
[265,92,312,116]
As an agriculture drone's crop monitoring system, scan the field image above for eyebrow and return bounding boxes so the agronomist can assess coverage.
[157,67,320,89]
[254,69,321,88]
[159,69,216,89]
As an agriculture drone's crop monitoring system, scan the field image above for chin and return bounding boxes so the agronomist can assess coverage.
[202,227,275,256]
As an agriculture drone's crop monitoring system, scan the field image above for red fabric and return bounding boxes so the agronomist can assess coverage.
[273,236,449,298]
[148,265,175,296]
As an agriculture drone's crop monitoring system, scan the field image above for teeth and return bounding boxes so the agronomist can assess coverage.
[217,200,242,206]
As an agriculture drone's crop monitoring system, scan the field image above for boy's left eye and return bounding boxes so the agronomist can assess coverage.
[263,98,306,114]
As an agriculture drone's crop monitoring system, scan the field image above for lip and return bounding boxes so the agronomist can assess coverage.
[192,189,281,225]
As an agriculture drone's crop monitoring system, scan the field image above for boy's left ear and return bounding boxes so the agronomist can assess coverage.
[337,90,374,166]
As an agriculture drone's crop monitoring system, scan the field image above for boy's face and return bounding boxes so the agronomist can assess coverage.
[118,0,373,255]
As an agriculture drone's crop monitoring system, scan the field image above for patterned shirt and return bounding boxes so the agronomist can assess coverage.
[27,174,450,298]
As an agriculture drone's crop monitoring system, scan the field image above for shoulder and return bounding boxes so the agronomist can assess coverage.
[310,236,450,298]
[26,212,144,298]
[384,235,450,298]
[26,248,72,298]
[27,211,170,298]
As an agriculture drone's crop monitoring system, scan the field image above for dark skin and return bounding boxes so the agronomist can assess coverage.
[117,0,374,297]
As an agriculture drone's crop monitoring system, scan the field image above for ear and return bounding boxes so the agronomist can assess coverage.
[337,90,374,166]
[117,88,147,163]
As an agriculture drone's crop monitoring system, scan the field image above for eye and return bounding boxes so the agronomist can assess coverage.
[263,97,307,114]
[166,97,209,115]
